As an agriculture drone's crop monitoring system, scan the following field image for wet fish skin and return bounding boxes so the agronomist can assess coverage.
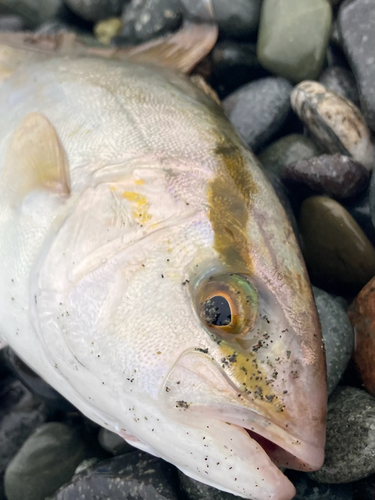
[0,54,326,500]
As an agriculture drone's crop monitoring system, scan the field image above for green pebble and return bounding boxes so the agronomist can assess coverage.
[4,422,92,500]
[257,0,332,83]
[258,133,321,176]
[299,196,375,294]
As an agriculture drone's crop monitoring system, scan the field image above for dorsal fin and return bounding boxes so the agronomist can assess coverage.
[1,113,70,206]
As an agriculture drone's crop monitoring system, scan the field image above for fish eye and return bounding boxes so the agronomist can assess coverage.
[197,274,258,337]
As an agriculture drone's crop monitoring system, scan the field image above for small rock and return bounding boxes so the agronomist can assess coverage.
[291,81,375,170]
[285,470,353,499]
[98,427,134,455]
[258,134,321,177]
[180,0,262,38]
[309,386,375,483]
[0,15,24,31]
[209,41,268,99]
[65,0,125,22]
[49,451,180,500]
[178,470,238,500]
[338,0,375,132]
[257,0,332,83]
[348,276,375,397]
[299,196,375,294]
[282,154,370,200]
[0,0,62,28]
[223,77,292,152]
[94,17,122,44]
[319,66,360,107]
[0,380,47,477]
[313,287,354,395]
[4,422,95,500]
[345,188,375,246]
[120,0,182,44]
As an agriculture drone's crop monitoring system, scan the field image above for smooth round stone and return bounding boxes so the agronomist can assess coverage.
[0,15,24,31]
[257,0,332,83]
[223,77,292,152]
[282,154,370,200]
[0,380,47,477]
[319,66,360,107]
[98,428,134,455]
[299,196,375,294]
[338,0,375,132]
[209,41,268,99]
[285,470,353,499]
[50,451,180,500]
[120,0,182,44]
[348,276,375,396]
[65,0,125,22]
[291,81,375,171]
[4,422,94,500]
[178,470,238,500]
[258,134,321,176]
[345,188,375,246]
[313,287,354,395]
[0,0,62,28]
[180,0,261,38]
[309,386,375,483]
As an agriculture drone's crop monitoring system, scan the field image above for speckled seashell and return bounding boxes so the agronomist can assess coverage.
[291,81,375,171]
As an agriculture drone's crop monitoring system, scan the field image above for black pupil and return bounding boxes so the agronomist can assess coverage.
[203,296,231,326]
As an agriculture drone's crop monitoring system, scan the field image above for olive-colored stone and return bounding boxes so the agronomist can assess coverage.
[348,276,375,396]
[299,196,375,294]
[258,134,321,177]
[94,17,122,45]
[257,0,332,83]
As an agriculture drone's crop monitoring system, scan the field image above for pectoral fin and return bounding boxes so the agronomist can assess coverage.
[1,112,70,206]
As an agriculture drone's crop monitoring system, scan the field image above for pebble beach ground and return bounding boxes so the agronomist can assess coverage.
[0,0,375,499]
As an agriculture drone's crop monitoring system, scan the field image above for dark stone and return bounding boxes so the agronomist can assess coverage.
[64,0,125,22]
[4,422,97,500]
[338,0,375,131]
[209,41,268,99]
[312,287,354,395]
[309,387,375,483]
[0,15,24,31]
[0,0,62,28]
[223,77,292,152]
[50,451,181,500]
[178,470,238,500]
[285,470,353,499]
[282,154,370,200]
[35,20,75,35]
[120,0,182,44]
[98,428,134,455]
[319,66,360,107]
[345,188,375,246]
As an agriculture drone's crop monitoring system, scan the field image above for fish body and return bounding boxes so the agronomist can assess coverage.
[0,52,326,500]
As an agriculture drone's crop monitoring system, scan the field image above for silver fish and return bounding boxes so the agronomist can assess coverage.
[0,29,326,500]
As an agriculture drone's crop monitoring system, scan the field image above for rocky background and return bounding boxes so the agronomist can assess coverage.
[0,0,375,499]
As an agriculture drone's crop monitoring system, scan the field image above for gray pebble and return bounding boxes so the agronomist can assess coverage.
[223,77,292,152]
[0,0,62,29]
[65,0,126,22]
[291,81,375,171]
[4,422,94,500]
[319,66,360,107]
[309,387,375,483]
[0,15,24,31]
[344,188,375,246]
[338,0,375,132]
[98,427,134,455]
[312,287,354,395]
[178,470,239,500]
[286,470,353,500]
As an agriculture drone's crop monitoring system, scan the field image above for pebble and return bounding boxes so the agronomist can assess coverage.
[299,196,375,294]
[0,0,62,28]
[223,77,292,152]
[120,0,182,44]
[0,380,47,477]
[98,428,134,455]
[4,422,95,500]
[313,286,354,395]
[338,0,375,132]
[0,15,24,31]
[65,0,125,22]
[257,0,332,83]
[50,451,180,500]
[309,386,375,483]
[178,470,238,500]
[319,66,360,107]
[291,81,375,171]
[348,276,375,397]
[180,0,262,38]
[258,134,321,177]
[94,17,122,44]
[209,41,268,99]
[285,470,353,500]
[345,188,375,246]
[282,154,370,200]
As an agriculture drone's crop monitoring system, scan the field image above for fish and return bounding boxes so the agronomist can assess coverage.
[0,26,326,500]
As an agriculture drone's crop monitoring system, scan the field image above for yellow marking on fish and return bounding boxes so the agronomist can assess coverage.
[122,191,151,224]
